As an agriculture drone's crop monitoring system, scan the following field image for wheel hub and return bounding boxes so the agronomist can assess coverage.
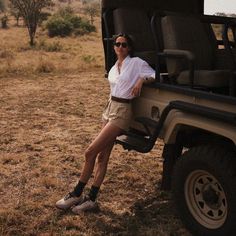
[202,184,220,209]
[185,170,227,229]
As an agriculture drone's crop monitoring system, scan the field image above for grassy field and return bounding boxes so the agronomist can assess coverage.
[0,13,192,236]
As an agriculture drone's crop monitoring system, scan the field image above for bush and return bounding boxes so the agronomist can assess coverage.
[81,55,95,64]
[45,7,96,37]
[1,15,8,29]
[68,15,82,28]
[46,16,73,37]
[74,20,96,35]
[81,20,96,33]
[38,12,51,26]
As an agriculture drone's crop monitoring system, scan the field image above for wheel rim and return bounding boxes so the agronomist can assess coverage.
[185,170,227,229]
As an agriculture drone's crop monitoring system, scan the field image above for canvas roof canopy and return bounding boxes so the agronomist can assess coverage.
[102,0,204,15]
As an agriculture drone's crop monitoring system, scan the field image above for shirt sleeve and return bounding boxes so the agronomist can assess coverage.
[139,60,156,78]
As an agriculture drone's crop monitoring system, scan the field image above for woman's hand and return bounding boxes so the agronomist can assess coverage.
[131,78,144,97]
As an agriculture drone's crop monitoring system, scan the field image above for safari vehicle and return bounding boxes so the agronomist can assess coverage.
[101,0,236,235]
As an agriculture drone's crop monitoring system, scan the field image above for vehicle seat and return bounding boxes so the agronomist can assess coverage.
[161,15,232,90]
[113,8,156,67]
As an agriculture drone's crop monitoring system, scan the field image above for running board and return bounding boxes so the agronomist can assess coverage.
[116,117,159,153]
[116,134,153,153]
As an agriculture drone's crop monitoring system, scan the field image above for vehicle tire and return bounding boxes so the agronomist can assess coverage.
[172,145,236,236]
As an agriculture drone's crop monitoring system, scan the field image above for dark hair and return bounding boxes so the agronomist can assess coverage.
[113,33,134,56]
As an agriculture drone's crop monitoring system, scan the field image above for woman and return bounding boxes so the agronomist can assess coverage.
[56,33,155,214]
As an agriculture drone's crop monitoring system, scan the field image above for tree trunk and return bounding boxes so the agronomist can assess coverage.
[30,35,34,46]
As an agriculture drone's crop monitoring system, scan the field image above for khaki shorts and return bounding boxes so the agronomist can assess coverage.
[102,99,133,131]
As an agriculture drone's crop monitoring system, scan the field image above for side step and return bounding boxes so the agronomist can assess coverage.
[116,117,159,153]
[116,134,152,153]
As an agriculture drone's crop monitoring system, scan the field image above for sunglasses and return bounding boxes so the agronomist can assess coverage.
[114,42,128,48]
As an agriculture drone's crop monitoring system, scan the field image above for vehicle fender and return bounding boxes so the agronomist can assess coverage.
[161,110,236,145]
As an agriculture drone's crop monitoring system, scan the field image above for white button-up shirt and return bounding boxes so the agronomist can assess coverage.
[108,56,155,99]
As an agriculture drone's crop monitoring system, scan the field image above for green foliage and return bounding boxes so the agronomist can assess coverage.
[9,2,22,26]
[38,12,51,26]
[46,16,73,37]
[46,6,96,37]
[0,0,5,12]
[81,55,95,64]
[83,2,100,25]
[9,0,54,46]
[74,20,96,35]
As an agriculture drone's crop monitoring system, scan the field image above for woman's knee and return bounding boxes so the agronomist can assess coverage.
[85,146,96,162]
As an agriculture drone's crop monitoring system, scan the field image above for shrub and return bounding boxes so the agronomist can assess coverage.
[46,16,73,37]
[81,55,95,64]
[80,20,96,33]
[38,12,51,26]
[45,7,96,37]
[1,15,8,28]
[68,15,82,28]
[74,20,96,35]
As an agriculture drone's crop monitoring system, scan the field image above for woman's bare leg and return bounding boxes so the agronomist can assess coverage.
[92,141,114,187]
[79,122,123,183]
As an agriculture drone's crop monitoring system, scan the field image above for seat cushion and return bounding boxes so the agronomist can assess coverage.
[177,70,231,87]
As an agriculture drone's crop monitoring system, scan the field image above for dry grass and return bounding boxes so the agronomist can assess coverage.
[0,19,103,77]
[0,16,192,236]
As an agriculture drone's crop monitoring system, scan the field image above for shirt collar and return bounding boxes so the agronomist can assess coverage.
[115,55,131,68]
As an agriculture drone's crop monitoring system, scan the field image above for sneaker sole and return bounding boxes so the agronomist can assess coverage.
[71,204,99,214]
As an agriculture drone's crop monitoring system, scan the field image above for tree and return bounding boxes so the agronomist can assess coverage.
[0,0,6,12]
[1,14,8,28]
[0,0,7,29]
[83,2,100,25]
[9,3,22,26]
[9,0,53,46]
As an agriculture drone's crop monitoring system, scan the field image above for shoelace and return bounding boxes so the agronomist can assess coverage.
[81,195,90,203]
[64,192,76,200]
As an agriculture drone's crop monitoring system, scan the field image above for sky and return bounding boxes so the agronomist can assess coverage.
[204,0,236,15]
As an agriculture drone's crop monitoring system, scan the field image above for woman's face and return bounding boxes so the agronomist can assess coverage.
[114,36,130,59]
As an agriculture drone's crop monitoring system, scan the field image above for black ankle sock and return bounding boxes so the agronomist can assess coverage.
[73,181,86,197]
[88,185,100,202]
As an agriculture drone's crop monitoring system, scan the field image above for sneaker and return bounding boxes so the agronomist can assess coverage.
[56,192,83,210]
[71,195,97,214]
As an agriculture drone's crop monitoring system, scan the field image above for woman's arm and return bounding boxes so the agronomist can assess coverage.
[131,77,155,97]
[131,59,156,97]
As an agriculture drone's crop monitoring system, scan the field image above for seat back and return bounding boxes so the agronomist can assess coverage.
[203,21,235,70]
[113,8,156,66]
[161,15,214,76]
